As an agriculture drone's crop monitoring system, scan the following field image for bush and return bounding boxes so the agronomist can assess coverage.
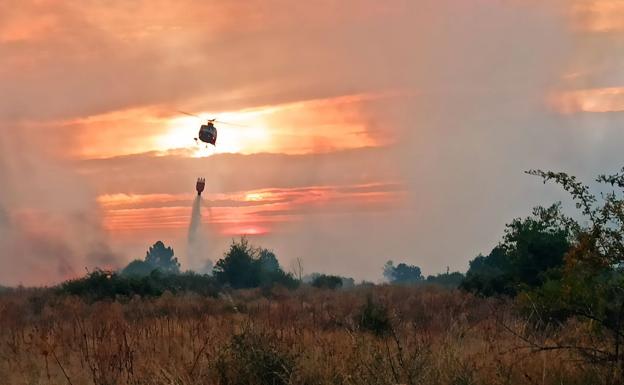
[120,241,181,276]
[215,326,294,385]
[214,238,299,290]
[384,261,424,284]
[121,259,155,276]
[58,269,219,301]
[358,295,392,337]
[461,204,572,297]
[426,272,465,289]
[145,241,180,274]
[311,274,343,290]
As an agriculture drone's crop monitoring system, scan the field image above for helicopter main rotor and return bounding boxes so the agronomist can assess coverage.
[176,110,245,127]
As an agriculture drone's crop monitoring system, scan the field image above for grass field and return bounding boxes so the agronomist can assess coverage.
[0,285,614,385]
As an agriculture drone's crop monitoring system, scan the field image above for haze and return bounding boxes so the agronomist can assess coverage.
[1,0,623,286]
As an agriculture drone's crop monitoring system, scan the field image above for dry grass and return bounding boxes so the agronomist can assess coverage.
[0,285,616,385]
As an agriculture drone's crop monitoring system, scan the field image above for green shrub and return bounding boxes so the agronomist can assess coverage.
[311,274,343,290]
[358,295,392,337]
[461,204,572,297]
[214,238,299,290]
[58,269,219,301]
[425,272,465,288]
[215,326,294,385]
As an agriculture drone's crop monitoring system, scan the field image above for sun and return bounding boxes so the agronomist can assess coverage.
[222,225,269,235]
[154,116,204,157]
[245,192,265,201]
[155,110,272,157]
[211,111,272,154]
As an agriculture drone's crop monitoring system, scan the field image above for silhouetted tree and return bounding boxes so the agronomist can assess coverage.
[121,259,155,276]
[461,204,571,296]
[120,241,180,276]
[384,261,423,284]
[426,271,465,288]
[214,238,257,289]
[521,168,624,370]
[461,248,513,296]
[145,241,180,274]
[311,274,343,289]
[213,238,298,289]
[258,249,279,273]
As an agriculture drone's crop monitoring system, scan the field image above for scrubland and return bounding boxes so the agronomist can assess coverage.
[0,285,614,385]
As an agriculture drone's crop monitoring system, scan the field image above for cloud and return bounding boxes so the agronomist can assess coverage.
[98,182,404,232]
[0,0,409,122]
[33,92,396,159]
[76,147,401,196]
[571,0,624,32]
[549,87,624,113]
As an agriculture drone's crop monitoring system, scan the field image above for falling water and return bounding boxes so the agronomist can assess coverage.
[187,195,211,273]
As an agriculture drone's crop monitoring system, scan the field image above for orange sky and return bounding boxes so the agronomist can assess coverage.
[570,0,624,32]
[1,0,624,285]
[98,183,404,234]
[50,91,396,159]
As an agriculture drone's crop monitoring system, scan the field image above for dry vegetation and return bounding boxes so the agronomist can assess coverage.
[0,285,615,385]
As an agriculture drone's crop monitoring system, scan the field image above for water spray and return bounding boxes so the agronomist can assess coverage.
[188,177,211,273]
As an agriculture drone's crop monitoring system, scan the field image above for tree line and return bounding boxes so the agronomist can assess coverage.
[7,165,614,375]
[56,167,624,367]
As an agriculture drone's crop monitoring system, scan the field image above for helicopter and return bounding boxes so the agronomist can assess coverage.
[197,119,218,146]
[177,111,243,147]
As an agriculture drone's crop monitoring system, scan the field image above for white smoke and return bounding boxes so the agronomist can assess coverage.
[187,195,213,274]
[0,123,120,286]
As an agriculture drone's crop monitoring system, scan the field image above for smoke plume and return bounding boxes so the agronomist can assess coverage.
[0,124,120,286]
